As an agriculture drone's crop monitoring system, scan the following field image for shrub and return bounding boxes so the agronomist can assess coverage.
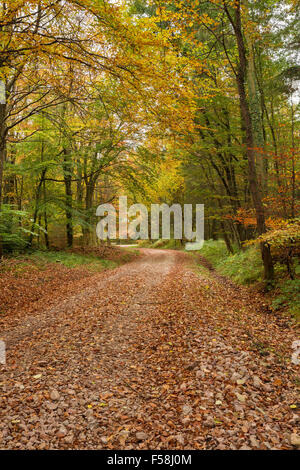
[0,205,38,253]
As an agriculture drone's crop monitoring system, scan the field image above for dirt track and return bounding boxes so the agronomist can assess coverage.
[0,249,299,449]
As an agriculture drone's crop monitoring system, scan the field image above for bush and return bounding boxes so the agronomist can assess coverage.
[251,218,300,280]
[0,205,36,253]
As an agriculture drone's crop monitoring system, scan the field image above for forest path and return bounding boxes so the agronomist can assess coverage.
[0,249,299,450]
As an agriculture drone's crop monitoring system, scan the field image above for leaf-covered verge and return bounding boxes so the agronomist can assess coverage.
[0,246,139,324]
[191,240,300,323]
[140,237,299,322]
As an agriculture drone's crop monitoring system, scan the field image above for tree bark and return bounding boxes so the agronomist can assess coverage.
[29,168,47,247]
[226,1,274,281]
[63,148,73,248]
[0,98,7,258]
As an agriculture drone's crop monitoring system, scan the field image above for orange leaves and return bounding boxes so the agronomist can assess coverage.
[225,208,257,227]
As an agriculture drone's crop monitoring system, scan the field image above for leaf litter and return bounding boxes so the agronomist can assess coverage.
[0,249,299,450]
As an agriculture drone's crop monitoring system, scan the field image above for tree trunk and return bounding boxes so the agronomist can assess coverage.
[82,180,96,246]
[229,2,274,281]
[29,168,47,247]
[221,221,234,254]
[0,99,7,258]
[43,179,49,249]
[246,34,266,194]
[63,148,73,248]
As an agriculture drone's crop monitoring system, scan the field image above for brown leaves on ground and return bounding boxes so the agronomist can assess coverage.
[0,247,138,331]
[67,245,138,264]
[0,257,97,331]
[0,249,299,450]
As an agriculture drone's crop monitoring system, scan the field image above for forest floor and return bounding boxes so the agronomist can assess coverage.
[0,248,299,450]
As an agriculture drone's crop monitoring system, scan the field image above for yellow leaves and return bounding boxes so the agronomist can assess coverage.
[87,402,107,409]
[32,374,42,379]
[252,219,300,248]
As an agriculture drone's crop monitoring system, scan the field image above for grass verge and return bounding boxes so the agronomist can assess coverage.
[0,246,139,275]
[138,239,183,250]
[29,250,118,271]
